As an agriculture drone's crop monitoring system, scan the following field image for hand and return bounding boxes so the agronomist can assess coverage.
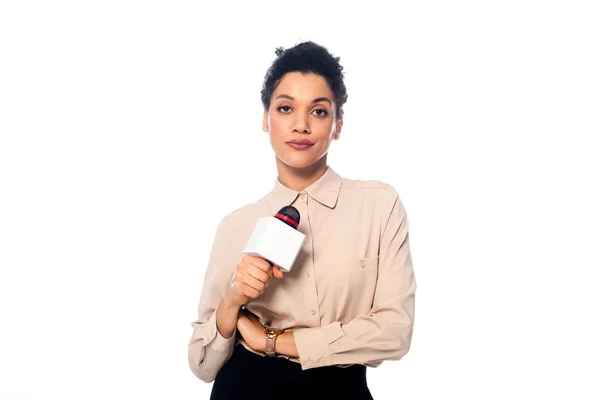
[225,255,284,307]
[236,309,266,352]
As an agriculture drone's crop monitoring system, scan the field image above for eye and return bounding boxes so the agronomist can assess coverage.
[277,105,292,113]
[313,108,329,117]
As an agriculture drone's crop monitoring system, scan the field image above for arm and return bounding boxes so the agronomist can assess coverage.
[236,310,299,358]
[292,189,417,370]
[275,332,299,358]
[187,217,239,383]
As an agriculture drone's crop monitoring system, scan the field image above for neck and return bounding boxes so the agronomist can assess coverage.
[275,156,328,192]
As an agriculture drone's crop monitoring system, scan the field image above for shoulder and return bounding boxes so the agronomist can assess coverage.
[339,176,407,224]
[214,197,269,236]
[340,176,400,204]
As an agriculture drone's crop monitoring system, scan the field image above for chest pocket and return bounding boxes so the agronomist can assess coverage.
[353,256,379,311]
[357,256,378,271]
[320,255,379,318]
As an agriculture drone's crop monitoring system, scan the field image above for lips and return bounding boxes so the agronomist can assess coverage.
[287,140,314,145]
[286,141,314,150]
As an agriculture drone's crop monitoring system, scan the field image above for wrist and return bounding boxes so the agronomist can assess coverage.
[216,293,242,340]
[223,291,244,310]
[263,327,284,356]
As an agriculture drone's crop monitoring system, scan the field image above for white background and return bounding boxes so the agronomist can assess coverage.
[1,1,599,399]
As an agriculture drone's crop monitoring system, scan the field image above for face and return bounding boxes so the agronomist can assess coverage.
[262,72,343,170]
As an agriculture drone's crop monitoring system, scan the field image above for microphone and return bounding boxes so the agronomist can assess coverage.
[274,205,301,229]
[242,205,306,272]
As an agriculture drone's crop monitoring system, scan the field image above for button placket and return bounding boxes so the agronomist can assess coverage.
[294,193,320,323]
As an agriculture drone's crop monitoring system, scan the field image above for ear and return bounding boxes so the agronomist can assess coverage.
[334,118,343,140]
[262,111,268,132]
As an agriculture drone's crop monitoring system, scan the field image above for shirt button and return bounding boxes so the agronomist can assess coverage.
[311,309,316,315]
[306,361,313,367]
[358,260,366,268]
[305,271,311,277]
[319,359,326,366]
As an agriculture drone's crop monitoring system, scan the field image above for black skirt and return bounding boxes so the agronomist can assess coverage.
[210,344,373,399]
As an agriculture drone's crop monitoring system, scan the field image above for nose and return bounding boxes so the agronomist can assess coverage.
[292,115,310,134]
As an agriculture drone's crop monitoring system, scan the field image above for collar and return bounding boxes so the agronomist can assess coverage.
[266,166,343,215]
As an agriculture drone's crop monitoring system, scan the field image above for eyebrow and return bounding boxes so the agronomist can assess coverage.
[275,94,332,105]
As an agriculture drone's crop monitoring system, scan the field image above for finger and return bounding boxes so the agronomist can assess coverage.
[273,266,284,279]
[246,266,270,284]
[265,266,274,279]
[248,257,272,272]
[238,272,266,293]
[242,286,261,299]
[232,278,261,299]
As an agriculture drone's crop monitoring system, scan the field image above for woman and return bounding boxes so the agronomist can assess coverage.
[188,41,416,399]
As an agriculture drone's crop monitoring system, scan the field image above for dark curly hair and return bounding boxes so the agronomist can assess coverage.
[260,41,348,120]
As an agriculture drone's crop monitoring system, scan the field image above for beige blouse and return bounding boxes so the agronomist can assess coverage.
[187,166,416,383]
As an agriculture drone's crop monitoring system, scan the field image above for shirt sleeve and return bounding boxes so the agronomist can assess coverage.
[187,216,238,382]
[293,189,416,370]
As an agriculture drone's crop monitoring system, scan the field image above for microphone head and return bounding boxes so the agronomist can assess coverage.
[274,205,300,230]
